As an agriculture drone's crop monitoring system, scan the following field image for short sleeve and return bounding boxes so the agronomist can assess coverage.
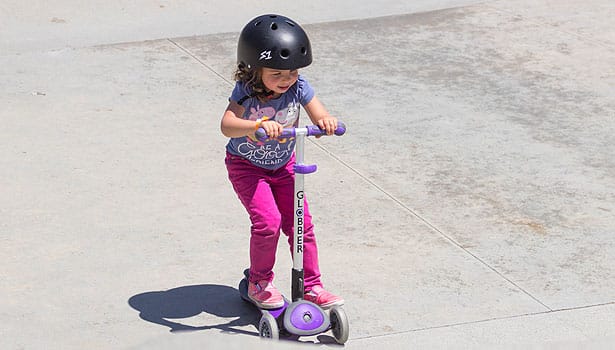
[229,81,249,104]
[297,76,315,106]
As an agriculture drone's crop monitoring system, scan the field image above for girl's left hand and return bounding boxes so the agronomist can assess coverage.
[317,117,338,136]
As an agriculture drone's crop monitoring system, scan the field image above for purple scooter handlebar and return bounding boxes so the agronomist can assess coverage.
[255,122,346,142]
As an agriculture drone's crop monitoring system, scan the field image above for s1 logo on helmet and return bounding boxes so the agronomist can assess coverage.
[259,50,273,61]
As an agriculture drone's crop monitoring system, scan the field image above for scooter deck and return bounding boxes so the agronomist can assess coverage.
[239,269,289,319]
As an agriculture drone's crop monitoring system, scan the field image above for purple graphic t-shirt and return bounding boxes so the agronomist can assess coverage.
[226,75,315,170]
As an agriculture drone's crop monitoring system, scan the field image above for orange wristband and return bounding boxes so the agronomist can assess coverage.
[254,116,270,130]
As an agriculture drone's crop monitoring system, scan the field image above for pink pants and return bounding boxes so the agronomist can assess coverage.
[225,152,322,292]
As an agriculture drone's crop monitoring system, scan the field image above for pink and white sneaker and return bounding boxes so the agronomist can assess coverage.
[304,285,345,309]
[248,280,284,309]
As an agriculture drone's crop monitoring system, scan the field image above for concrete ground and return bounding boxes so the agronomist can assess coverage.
[2,1,614,349]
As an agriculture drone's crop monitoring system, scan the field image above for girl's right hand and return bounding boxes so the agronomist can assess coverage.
[254,120,284,139]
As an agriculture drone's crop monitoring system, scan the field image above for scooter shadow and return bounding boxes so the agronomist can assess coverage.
[128,284,259,336]
[128,284,342,346]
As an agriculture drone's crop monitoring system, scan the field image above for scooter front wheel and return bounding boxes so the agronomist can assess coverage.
[330,306,349,344]
[259,313,279,340]
[283,300,330,336]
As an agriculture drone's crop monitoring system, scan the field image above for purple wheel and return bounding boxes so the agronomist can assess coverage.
[283,300,330,336]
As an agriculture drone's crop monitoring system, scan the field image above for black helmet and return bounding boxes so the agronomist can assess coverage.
[237,14,312,71]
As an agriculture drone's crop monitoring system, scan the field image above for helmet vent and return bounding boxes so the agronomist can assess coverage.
[301,47,307,55]
[285,20,295,27]
[280,49,290,58]
[271,23,278,30]
[254,20,262,26]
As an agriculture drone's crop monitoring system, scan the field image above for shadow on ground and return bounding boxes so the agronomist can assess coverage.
[128,284,258,335]
[128,283,342,346]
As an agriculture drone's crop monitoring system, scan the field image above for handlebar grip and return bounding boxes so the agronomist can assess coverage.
[336,122,347,136]
[255,121,346,141]
[255,128,296,142]
[254,128,269,142]
[306,122,346,137]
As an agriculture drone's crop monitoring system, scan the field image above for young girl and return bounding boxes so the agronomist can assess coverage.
[221,14,344,309]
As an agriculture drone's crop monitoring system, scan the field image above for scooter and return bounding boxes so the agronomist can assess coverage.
[238,122,349,344]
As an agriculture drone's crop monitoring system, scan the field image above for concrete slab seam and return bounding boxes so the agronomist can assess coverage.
[310,141,553,312]
[351,301,615,342]
[167,38,234,87]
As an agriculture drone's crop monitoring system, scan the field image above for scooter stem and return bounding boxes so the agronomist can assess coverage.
[254,123,345,302]
[291,128,316,301]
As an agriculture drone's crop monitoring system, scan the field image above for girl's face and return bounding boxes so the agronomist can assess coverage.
[261,68,299,96]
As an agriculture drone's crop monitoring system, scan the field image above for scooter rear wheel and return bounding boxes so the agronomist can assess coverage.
[330,306,349,344]
[259,313,279,340]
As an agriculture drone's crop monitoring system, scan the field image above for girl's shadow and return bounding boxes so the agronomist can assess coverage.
[128,284,258,335]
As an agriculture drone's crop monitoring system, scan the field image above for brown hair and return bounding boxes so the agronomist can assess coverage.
[233,64,272,103]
